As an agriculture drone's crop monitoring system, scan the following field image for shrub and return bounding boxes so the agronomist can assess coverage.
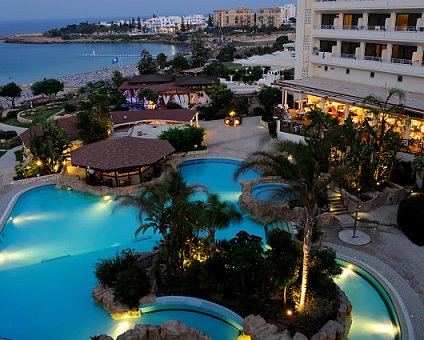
[253,107,266,117]
[390,160,415,186]
[0,130,18,140]
[6,110,19,119]
[166,102,182,109]
[267,119,277,138]
[64,103,77,114]
[94,249,151,307]
[159,126,205,152]
[397,194,424,246]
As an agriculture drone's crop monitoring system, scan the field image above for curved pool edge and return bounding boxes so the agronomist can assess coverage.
[140,296,244,333]
[326,242,421,340]
[0,182,57,234]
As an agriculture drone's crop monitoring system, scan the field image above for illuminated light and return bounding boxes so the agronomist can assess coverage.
[265,244,272,250]
[348,264,353,269]
[287,155,293,161]
[103,195,112,201]
[234,119,241,126]
[0,253,4,265]
[286,309,293,316]
[238,334,252,340]
[229,111,237,117]
[36,160,42,166]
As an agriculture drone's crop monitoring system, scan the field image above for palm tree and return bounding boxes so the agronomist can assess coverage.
[234,141,329,312]
[202,193,243,253]
[363,88,405,185]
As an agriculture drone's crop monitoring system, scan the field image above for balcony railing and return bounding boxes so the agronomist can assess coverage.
[340,53,356,59]
[391,58,413,65]
[395,26,417,32]
[320,24,335,29]
[364,56,382,62]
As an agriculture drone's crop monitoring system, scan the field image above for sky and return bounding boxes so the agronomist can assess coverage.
[0,0,296,21]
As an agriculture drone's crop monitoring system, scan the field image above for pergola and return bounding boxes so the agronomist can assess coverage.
[70,137,175,187]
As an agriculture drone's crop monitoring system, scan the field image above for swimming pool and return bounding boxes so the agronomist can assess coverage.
[0,158,401,339]
[250,183,297,203]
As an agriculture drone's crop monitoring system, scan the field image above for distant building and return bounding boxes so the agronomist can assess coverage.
[213,8,255,28]
[257,7,282,28]
[280,4,297,24]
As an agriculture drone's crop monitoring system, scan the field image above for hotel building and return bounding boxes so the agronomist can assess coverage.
[256,8,282,28]
[276,0,424,158]
[213,8,255,28]
[280,4,297,24]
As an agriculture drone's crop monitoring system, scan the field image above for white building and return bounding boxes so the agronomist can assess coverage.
[276,0,424,157]
[280,4,297,24]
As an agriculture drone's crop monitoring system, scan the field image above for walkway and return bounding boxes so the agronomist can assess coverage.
[0,145,22,186]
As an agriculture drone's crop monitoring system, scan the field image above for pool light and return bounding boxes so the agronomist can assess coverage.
[237,334,252,340]
[103,195,112,201]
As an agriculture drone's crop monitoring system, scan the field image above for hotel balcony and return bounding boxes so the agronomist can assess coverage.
[314,0,424,12]
[312,25,424,44]
[310,52,424,78]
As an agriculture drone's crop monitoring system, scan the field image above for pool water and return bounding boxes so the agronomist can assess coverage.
[250,183,297,203]
[0,158,400,340]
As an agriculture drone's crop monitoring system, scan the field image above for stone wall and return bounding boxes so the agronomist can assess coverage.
[243,287,352,340]
[341,183,407,213]
[97,320,211,340]
[239,177,305,224]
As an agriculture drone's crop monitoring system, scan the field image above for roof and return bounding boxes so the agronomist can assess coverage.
[119,81,190,94]
[128,74,172,84]
[20,116,79,145]
[112,109,197,126]
[277,77,424,116]
[174,75,216,87]
[70,137,175,171]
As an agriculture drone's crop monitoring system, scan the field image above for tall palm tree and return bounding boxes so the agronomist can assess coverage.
[234,141,328,312]
[202,193,243,253]
[363,88,405,185]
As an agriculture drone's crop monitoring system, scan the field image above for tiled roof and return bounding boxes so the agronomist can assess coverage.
[70,137,175,171]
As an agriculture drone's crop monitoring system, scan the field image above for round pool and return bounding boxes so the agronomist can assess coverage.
[251,183,297,203]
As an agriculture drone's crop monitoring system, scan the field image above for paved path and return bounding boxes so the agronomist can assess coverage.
[0,123,27,134]
[0,145,22,186]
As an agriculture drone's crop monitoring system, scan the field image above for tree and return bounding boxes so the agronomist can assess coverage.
[363,88,405,185]
[111,70,125,88]
[258,86,281,116]
[201,193,242,253]
[29,120,70,174]
[266,229,302,305]
[207,14,213,27]
[0,82,22,108]
[205,83,233,108]
[156,53,168,71]
[138,88,159,104]
[76,91,112,144]
[171,53,190,72]
[31,78,64,102]
[217,44,236,62]
[190,35,210,67]
[203,61,229,78]
[137,49,157,74]
[234,141,329,312]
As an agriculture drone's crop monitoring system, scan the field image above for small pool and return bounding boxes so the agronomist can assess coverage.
[251,183,297,203]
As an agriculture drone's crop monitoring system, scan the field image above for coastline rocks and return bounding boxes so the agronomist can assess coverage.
[98,321,211,340]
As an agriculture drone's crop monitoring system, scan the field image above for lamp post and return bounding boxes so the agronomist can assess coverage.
[352,206,359,238]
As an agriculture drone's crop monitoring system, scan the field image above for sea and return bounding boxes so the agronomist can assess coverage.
[0,18,186,85]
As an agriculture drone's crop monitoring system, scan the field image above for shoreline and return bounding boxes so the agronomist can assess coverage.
[1,33,189,46]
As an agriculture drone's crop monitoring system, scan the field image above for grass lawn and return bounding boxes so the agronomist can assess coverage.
[1,105,64,127]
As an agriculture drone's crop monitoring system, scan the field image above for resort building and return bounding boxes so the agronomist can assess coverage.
[280,4,297,24]
[275,0,424,158]
[213,8,255,28]
[256,8,282,28]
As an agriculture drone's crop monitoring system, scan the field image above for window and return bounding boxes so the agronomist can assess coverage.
[319,40,337,53]
[397,75,403,82]
[346,69,350,74]
[324,66,328,71]
[370,72,375,78]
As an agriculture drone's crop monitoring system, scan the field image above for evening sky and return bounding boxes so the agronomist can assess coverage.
[0,0,296,21]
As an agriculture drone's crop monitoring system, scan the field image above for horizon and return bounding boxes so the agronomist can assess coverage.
[0,1,296,22]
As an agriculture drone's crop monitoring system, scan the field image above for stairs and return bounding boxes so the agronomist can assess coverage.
[328,192,348,216]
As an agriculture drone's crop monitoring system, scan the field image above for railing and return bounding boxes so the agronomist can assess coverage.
[395,26,417,32]
[364,56,382,62]
[280,120,318,138]
[340,53,356,59]
[320,24,335,29]
[391,58,413,65]
[342,25,359,30]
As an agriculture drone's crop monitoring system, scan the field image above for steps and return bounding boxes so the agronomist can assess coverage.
[328,192,348,216]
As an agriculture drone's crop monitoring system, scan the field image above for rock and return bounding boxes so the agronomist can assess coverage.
[244,315,291,340]
[145,325,161,340]
[139,293,156,306]
[310,331,327,340]
[243,315,268,335]
[292,332,308,340]
[95,335,114,340]
[116,326,147,340]
[319,320,343,340]
[161,320,190,339]
[91,284,131,316]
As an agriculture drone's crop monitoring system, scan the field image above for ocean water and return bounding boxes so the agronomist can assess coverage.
[0,18,186,86]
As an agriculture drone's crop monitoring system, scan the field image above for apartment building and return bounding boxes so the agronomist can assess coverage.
[257,7,282,28]
[280,4,297,24]
[213,8,255,28]
[276,0,424,157]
